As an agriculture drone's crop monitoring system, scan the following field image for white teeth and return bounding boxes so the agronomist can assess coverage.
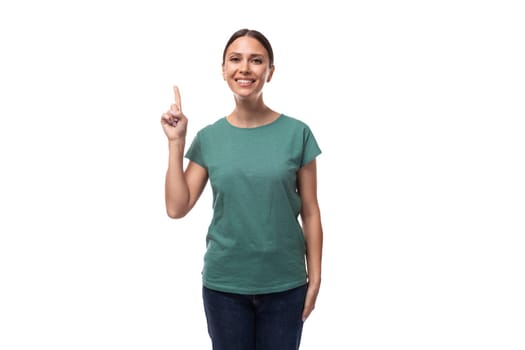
[237,79,253,84]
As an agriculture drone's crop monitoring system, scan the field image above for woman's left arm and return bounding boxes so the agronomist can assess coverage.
[297,158,324,321]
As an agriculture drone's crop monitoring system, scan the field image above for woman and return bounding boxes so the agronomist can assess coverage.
[161,28,323,350]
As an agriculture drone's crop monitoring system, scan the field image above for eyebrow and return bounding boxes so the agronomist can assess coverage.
[228,52,265,58]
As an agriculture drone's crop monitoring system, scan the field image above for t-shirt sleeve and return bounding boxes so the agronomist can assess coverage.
[300,126,322,167]
[185,131,207,168]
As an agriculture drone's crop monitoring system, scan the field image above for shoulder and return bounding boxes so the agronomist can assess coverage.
[279,114,315,133]
[195,117,228,137]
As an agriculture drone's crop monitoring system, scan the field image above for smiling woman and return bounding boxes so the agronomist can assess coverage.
[221,29,277,127]
[161,28,324,350]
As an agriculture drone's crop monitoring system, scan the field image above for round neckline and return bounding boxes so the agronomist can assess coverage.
[224,113,284,130]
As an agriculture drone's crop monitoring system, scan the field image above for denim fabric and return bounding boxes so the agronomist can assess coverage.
[202,284,307,350]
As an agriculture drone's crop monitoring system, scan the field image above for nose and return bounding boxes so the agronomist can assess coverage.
[239,59,250,74]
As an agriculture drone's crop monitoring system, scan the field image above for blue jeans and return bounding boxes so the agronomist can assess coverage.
[202,284,307,350]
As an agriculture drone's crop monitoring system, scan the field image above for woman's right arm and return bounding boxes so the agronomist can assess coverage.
[161,86,208,219]
[165,140,208,218]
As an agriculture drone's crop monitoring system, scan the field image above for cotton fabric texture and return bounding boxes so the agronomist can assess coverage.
[185,114,321,294]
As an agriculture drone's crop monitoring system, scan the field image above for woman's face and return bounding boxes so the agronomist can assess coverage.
[222,36,274,100]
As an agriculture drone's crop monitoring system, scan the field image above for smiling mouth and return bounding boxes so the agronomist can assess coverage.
[235,79,256,86]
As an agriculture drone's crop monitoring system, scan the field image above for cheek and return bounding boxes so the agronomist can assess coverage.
[264,71,273,82]
[223,66,235,78]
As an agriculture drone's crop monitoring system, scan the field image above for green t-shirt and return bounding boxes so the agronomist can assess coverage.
[185,114,321,294]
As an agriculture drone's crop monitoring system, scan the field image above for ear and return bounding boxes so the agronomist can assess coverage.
[266,65,275,83]
[222,64,226,80]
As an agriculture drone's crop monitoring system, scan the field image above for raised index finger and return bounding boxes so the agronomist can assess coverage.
[173,85,182,111]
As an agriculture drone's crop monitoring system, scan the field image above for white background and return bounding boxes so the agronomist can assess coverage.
[1,0,524,349]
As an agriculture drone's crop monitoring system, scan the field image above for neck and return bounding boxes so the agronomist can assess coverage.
[228,97,279,128]
[233,93,266,114]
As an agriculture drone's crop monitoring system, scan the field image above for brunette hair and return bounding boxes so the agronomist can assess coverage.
[222,29,274,67]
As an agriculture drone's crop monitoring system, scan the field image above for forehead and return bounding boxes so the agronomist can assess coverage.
[226,36,268,56]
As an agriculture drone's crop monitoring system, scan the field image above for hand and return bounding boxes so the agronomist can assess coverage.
[302,281,320,321]
[161,85,188,141]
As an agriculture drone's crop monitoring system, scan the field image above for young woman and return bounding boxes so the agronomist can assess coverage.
[161,28,323,350]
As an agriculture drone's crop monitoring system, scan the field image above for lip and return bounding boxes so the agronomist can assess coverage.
[235,78,256,87]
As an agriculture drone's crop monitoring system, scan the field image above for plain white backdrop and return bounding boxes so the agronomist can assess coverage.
[1,0,524,349]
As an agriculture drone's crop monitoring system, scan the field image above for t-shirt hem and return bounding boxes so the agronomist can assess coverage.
[203,279,307,295]
[184,155,207,169]
[301,149,322,168]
